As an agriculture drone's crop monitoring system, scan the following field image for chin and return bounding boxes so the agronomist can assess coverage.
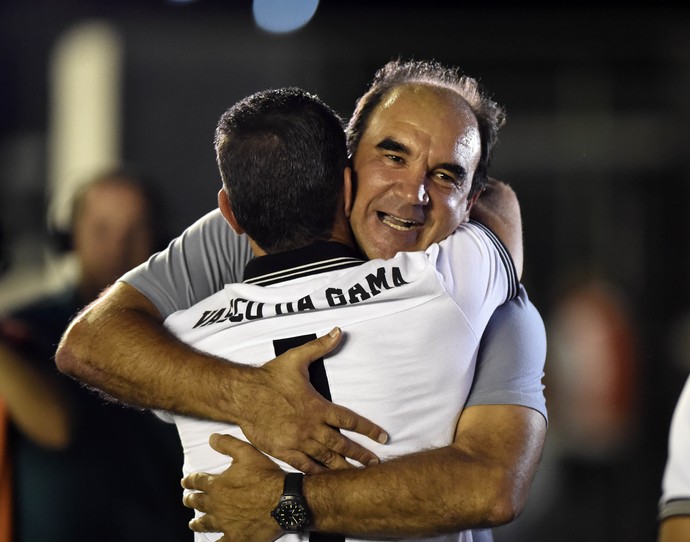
[372,245,404,260]
[356,231,411,260]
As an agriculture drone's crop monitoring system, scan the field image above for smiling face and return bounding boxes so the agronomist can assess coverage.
[347,84,482,260]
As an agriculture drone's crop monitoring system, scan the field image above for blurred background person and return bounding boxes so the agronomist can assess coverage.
[0,167,188,541]
[496,275,641,542]
[544,276,640,539]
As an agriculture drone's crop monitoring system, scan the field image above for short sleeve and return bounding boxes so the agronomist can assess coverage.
[434,221,520,340]
[119,209,253,319]
[659,374,690,519]
[465,285,548,423]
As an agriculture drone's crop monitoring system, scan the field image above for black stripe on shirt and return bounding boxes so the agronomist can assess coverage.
[246,258,363,287]
[272,335,345,542]
[469,219,519,300]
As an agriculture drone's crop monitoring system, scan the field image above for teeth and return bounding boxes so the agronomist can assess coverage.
[380,213,418,231]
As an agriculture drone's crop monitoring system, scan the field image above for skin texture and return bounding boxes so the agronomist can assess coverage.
[182,397,545,540]
[658,517,690,542]
[348,85,481,260]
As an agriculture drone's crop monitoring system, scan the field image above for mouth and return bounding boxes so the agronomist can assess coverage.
[377,212,422,232]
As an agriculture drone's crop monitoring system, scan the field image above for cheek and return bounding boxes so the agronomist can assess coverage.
[348,204,368,246]
[351,180,378,218]
[437,189,466,215]
[432,191,469,231]
[352,163,389,203]
[74,230,102,255]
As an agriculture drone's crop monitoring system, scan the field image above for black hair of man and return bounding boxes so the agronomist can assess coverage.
[215,87,349,254]
[346,58,506,199]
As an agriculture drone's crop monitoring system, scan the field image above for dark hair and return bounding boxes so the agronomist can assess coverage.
[346,58,506,198]
[215,87,348,253]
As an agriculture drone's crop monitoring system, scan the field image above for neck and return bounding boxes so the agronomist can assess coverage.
[328,213,357,249]
[248,238,266,257]
[250,213,357,258]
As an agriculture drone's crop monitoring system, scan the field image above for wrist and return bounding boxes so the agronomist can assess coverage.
[224,363,265,426]
[271,472,312,533]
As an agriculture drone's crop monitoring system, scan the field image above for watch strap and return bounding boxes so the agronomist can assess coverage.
[283,472,304,497]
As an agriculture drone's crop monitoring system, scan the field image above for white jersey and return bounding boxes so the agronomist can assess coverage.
[163,221,518,542]
[659,374,690,519]
[122,208,547,421]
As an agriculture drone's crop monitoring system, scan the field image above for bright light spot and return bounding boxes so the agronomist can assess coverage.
[253,0,319,34]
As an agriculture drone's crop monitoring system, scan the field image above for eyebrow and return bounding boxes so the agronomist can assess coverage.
[375,137,409,154]
[437,162,466,180]
[376,137,467,181]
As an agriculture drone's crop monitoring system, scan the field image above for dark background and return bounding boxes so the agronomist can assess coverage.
[2,1,690,540]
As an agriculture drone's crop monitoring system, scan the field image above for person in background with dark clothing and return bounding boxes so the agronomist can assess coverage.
[0,168,189,541]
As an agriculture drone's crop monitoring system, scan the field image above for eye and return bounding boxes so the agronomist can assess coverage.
[385,153,404,164]
[433,170,458,185]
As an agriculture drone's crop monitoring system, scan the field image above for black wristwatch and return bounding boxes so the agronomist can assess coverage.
[271,472,312,533]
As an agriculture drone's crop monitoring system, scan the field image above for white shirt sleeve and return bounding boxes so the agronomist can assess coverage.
[433,220,519,337]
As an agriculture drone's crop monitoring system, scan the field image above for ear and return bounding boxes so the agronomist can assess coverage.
[217,188,244,235]
[343,166,354,218]
[466,188,482,211]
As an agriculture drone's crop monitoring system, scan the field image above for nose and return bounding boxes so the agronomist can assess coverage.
[394,169,429,205]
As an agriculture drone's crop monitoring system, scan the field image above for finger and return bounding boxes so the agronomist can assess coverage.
[189,512,217,533]
[208,432,250,458]
[181,471,214,491]
[281,449,328,475]
[182,491,208,512]
[305,440,353,470]
[315,427,380,467]
[285,327,343,370]
[209,433,279,470]
[324,404,388,445]
[284,435,352,471]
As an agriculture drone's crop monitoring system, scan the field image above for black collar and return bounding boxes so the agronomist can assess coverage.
[243,241,366,286]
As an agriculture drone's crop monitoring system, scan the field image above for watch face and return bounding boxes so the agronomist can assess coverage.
[272,497,310,531]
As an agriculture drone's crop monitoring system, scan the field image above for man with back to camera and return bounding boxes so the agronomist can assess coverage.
[56,59,547,539]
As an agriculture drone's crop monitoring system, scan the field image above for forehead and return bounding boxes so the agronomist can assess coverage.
[79,181,148,220]
[362,83,480,158]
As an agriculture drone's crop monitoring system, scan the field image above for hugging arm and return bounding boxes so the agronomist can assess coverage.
[55,210,386,473]
[184,404,544,539]
[182,285,548,538]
